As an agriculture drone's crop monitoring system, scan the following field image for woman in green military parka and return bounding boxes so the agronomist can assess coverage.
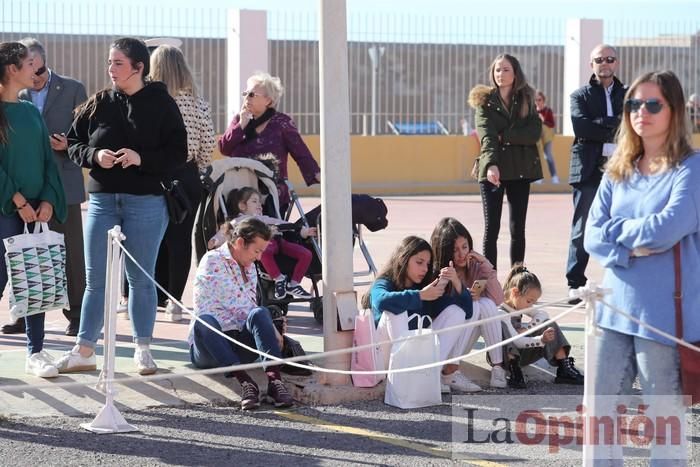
[468,53,543,269]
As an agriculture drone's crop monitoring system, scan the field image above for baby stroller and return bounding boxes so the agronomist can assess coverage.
[194,157,323,320]
[193,157,388,323]
[282,185,388,323]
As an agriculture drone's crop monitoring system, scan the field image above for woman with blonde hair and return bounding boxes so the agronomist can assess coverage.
[468,53,542,269]
[585,70,700,462]
[149,45,216,320]
[218,72,320,215]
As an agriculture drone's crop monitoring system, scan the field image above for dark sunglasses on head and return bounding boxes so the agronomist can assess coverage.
[241,90,263,98]
[625,98,664,114]
[592,56,617,64]
[34,65,47,76]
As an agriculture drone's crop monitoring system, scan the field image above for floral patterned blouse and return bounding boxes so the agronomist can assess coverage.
[218,111,320,204]
[188,243,258,344]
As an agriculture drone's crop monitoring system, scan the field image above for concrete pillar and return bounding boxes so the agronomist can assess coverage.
[562,19,603,136]
[318,0,355,386]
[227,10,268,124]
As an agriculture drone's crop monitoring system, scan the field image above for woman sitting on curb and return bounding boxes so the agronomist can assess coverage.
[189,217,293,411]
[360,236,478,393]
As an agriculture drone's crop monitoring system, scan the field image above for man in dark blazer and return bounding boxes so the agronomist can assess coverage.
[566,44,626,301]
[1,38,88,336]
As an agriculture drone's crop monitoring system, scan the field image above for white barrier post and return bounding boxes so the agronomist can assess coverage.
[81,226,138,434]
[581,280,601,466]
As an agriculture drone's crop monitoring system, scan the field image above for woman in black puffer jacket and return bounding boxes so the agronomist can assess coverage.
[468,53,542,269]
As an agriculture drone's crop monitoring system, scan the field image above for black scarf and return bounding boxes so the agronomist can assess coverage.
[244,107,276,141]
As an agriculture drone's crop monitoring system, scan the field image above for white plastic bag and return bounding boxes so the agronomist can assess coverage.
[3,222,67,321]
[384,313,442,409]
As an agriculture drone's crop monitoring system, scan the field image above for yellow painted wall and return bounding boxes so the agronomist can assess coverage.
[219,135,576,196]
[88,133,700,197]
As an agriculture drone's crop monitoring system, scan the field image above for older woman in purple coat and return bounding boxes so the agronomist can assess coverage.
[219,72,320,213]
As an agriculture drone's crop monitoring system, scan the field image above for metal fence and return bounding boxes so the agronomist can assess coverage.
[2,1,700,134]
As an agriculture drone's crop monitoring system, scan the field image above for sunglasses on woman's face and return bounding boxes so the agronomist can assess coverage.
[241,90,263,98]
[592,56,617,64]
[625,98,664,114]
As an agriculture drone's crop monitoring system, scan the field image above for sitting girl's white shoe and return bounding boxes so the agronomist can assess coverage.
[441,370,482,392]
[490,365,508,388]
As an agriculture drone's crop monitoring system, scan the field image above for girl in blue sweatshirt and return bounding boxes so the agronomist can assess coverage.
[361,236,478,393]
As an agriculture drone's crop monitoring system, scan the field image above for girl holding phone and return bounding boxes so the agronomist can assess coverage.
[361,236,479,393]
[430,217,509,389]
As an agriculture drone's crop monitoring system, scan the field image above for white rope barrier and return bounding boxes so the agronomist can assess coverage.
[0,296,582,394]
[598,299,700,353]
[0,232,584,394]
[112,235,588,375]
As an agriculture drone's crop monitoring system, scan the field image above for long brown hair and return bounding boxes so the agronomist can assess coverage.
[429,217,473,273]
[360,236,433,309]
[489,53,535,119]
[0,42,29,145]
[607,70,693,181]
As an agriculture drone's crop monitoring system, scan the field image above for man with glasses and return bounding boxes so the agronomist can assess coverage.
[565,44,626,303]
[1,38,88,336]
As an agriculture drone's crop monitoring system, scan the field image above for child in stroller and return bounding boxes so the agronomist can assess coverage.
[208,186,317,300]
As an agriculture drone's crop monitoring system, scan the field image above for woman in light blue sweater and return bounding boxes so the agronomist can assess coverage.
[584,70,699,463]
[361,236,480,393]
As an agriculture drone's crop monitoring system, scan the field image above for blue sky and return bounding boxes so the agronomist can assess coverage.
[3,0,699,43]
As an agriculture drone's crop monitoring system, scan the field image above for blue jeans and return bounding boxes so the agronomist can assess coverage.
[78,193,168,348]
[593,327,686,466]
[0,203,47,355]
[542,141,558,178]
[189,308,281,369]
[566,178,600,288]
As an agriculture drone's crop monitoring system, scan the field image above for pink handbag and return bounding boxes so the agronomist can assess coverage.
[351,310,383,388]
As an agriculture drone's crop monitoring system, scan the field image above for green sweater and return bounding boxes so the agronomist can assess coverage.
[0,101,66,222]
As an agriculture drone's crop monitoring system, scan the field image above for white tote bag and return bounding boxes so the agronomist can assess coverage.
[3,222,67,321]
[384,313,442,409]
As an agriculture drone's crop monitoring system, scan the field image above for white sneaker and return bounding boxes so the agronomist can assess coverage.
[117,297,130,320]
[441,371,482,392]
[490,365,508,388]
[164,300,183,322]
[26,350,59,378]
[56,345,96,373]
[134,347,157,375]
[551,174,560,184]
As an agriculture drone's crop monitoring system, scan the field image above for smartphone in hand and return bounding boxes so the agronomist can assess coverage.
[470,279,488,295]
